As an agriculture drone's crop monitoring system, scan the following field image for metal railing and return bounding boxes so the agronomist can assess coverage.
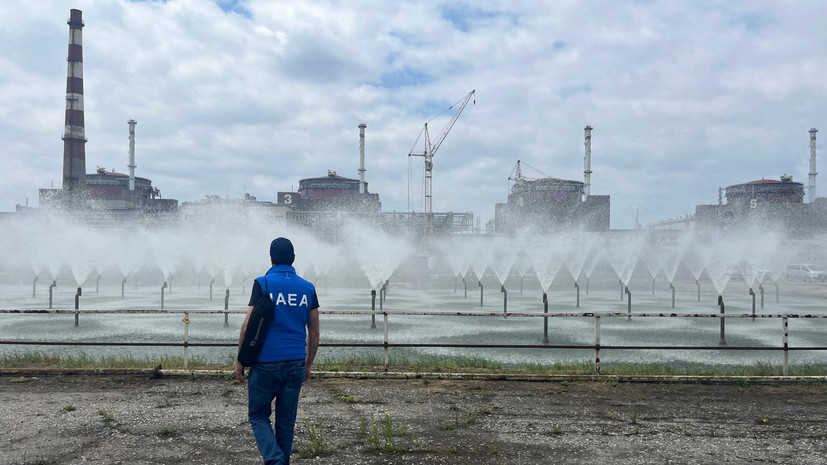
[1,308,825,376]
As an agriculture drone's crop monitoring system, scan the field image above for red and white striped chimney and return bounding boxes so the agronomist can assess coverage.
[62,9,87,191]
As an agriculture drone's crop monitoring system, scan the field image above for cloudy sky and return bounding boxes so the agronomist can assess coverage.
[1,0,825,228]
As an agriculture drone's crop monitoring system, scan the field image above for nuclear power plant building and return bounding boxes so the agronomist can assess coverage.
[36,9,177,222]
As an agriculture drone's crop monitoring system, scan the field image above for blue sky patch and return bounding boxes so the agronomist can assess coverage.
[378,67,431,88]
[129,0,251,17]
[441,4,512,32]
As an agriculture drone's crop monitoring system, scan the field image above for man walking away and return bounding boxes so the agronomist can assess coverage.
[235,237,320,465]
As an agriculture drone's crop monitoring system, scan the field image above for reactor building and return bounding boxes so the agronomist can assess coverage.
[491,126,611,234]
[692,129,827,234]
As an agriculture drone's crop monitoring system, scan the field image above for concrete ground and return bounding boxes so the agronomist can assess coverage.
[1,372,826,464]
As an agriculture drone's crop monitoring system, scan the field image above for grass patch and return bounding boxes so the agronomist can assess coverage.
[63,405,76,412]
[0,350,232,371]
[1,350,825,378]
[98,410,114,423]
[360,413,406,452]
[295,420,330,458]
[157,427,177,437]
[335,391,361,403]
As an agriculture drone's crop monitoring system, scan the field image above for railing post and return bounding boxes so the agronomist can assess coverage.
[620,279,624,301]
[718,295,726,345]
[500,285,507,316]
[182,312,190,370]
[542,292,549,344]
[652,277,655,296]
[749,288,756,319]
[32,276,38,298]
[759,284,764,309]
[370,290,376,329]
[594,315,601,376]
[670,282,675,309]
[520,276,524,295]
[586,278,589,295]
[74,287,82,327]
[209,278,215,301]
[782,317,789,376]
[463,278,467,298]
[479,281,484,307]
[49,281,56,309]
[575,282,580,308]
[383,312,389,372]
[161,281,167,310]
[121,277,127,299]
[379,288,384,311]
[625,286,631,321]
[697,280,701,302]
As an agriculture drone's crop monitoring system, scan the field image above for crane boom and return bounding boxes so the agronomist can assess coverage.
[409,90,475,237]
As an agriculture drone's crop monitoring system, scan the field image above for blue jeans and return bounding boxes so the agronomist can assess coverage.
[248,360,306,465]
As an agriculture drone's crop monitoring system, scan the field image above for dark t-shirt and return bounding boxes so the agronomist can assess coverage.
[248,279,320,310]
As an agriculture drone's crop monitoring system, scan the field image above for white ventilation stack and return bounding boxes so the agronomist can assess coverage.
[809,128,818,203]
[583,125,593,201]
[358,123,367,194]
[128,119,137,191]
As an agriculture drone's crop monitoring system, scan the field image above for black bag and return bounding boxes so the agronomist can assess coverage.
[237,277,274,367]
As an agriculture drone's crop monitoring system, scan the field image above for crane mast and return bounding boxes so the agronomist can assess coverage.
[409,90,475,237]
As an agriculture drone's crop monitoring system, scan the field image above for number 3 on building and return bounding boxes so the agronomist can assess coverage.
[283,194,292,204]
[749,198,757,209]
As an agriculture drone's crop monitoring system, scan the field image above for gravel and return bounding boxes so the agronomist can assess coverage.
[1,373,825,464]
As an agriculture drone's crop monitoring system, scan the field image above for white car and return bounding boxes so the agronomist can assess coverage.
[786,264,827,282]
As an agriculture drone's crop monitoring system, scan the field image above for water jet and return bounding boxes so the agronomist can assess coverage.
[758,283,765,309]
[370,289,376,329]
[48,280,56,309]
[669,282,675,309]
[74,287,82,327]
[718,295,726,345]
[479,280,484,307]
[574,282,580,307]
[500,285,507,316]
[542,292,549,344]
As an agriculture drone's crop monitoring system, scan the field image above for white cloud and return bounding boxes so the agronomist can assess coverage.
[1,0,825,228]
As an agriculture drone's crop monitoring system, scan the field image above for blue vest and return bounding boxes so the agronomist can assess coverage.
[256,265,317,362]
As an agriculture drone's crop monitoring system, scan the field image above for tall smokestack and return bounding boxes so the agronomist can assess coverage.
[62,9,86,191]
[583,125,593,201]
[128,120,137,191]
[358,123,367,194]
[809,128,818,203]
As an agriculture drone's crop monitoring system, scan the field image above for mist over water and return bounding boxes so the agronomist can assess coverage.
[1,208,825,367]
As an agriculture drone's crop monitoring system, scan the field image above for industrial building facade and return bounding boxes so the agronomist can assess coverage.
[695,177,827,233]
[492,176,610,234]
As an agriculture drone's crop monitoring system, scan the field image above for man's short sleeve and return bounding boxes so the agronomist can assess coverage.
[311,290,320,310]
[248,279,263,307]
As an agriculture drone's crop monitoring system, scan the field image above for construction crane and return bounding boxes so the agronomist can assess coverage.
[408,89,475,237]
